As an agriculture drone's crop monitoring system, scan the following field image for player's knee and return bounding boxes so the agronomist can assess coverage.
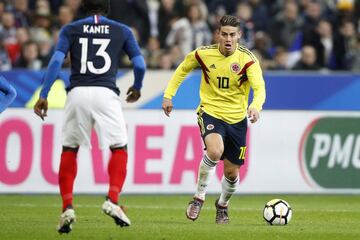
[206,148,223,161]
[224,169,239,182]
[110,144,127,152]
[62,146,79,153]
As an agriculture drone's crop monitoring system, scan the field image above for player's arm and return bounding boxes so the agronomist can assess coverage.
[126,55,146,103]
[34,27,69,120]
[246,55,266,123]
[123,27,146,103]
[0,76,17,113]
[162,50,199,117]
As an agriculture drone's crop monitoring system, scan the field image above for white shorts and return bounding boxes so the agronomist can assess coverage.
[62,86,128,149]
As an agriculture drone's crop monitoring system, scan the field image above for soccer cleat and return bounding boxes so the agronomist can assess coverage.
[102,199,131,227]
[57,208,76,234]
[215,199,230,224]
[186,197,204,221]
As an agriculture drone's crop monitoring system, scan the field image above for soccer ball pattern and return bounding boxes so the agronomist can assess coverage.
[263,199,292,225]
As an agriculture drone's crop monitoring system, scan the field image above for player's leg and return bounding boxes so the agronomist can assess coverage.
[215,159,239,224]
[186,133,223,221]
[92,87,130,227]
[195,133,223,200]
[107,145,128,204]
[101,144,130,227]
[215,117,247,224]
[57,87,92,233]
[218,159,240,207]
[57,146,79,234]
[59,146,79,211]
[186,112,224,221]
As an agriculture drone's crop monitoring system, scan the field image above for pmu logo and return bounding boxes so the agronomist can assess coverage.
[299,117,360,188]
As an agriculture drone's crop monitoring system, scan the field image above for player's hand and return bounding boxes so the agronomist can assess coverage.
[162,97,173,117]
[34,98,48,121]
[247,107,260,123]
[126,86,141,103]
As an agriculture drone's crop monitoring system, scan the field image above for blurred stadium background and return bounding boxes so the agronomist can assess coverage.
[0,0,360,239]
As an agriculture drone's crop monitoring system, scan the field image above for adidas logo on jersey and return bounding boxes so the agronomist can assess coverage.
[209,64,216,69]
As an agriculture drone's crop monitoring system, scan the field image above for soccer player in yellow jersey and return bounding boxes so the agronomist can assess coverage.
[162,15,266,224]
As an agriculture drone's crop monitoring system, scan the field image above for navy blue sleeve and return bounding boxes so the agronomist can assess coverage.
[123,26,142,59]
[40,51,66,99]
[131,55,146,90]
[0,76,17,113]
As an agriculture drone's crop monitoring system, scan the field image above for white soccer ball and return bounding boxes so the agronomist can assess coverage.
[263,199,292,225]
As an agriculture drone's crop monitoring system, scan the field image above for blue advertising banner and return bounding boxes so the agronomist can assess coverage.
[2,70,360,110]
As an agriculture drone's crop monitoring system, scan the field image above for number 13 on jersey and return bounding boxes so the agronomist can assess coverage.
[79,37,111,74]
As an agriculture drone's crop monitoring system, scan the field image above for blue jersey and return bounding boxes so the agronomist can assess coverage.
[56,15,141,95]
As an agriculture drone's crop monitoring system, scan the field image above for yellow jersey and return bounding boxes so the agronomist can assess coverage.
[164,43,266,124]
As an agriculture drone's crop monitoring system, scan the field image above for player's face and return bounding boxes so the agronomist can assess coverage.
[218,26,241,56]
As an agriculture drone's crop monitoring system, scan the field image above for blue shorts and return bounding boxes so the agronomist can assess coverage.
[197,111,247,166]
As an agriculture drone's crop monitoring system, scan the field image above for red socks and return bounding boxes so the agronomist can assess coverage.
[107,149,128,204]
[58,148,127,209]
[59,151,77,211]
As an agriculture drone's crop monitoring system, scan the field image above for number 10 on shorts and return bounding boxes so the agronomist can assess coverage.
[239,146,247,160]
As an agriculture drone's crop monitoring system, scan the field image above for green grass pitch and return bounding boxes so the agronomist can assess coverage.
[0,194,359,240]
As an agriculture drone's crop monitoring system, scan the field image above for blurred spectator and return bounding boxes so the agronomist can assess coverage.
[63,0,85,20]
[57,5,75,27]
[302,1,324,36]
[0,11,18,63]
[333,19,357,70]
[109,0,150,47]
[297,0,313,15]
[166,2,212,62]
[0,0,5,16]
[0,11,17,42]
[253,31,272,58]
[144,36,163,68]
[205,0,238,15]
[351,33,360,71]
[147,0,160,38]
[252,31,273,68]
[270,1,303,51]
[158,50,174,69]
[31,0,54,36]
[248,0,269,32]
[16,27,29,44]
[35,0,51,15]
[11,27,30,62]
[158,0,180,48]
[207,4,226,32]
[14,40,42,70]
[235,2,255,49]
[37,30,53,66]
[11,0,31,28]
[268,47,289,70]
[0,40,11,70]
[48,0,63,15]
[303,19,334,69]
[292,45,320,70]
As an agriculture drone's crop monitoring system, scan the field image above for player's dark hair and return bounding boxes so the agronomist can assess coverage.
[219,15,240,29]
[82,0,109,15]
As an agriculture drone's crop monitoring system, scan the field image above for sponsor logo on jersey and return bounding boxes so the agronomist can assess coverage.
[206,124,214,130]
[299,117,360,189]
[230,63,241,73]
